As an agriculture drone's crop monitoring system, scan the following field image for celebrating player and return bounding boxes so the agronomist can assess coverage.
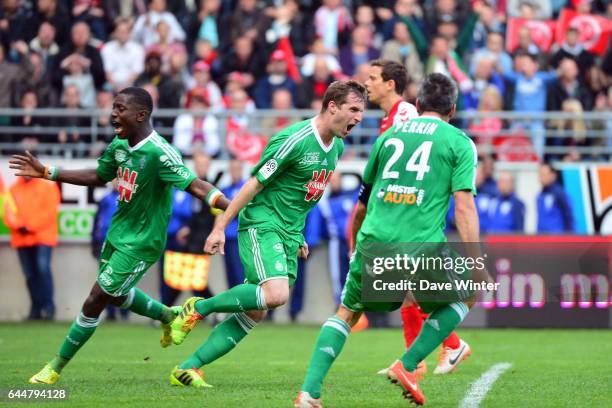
[166,80,367,388]
[295,73,482,406]
[10,87,229,385]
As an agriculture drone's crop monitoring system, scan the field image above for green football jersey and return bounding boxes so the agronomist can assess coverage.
[358,116,477,246]
[239,118,344,243]
[96,132,197,261]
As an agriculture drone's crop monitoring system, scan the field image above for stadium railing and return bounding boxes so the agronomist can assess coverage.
[0,109,610,160]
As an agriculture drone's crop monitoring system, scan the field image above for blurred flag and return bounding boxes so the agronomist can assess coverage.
[276,37,301,83]
[506,18,557,52]
[556,8,612,55]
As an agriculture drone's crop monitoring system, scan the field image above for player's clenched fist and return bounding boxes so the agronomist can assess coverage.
[204,228,226,255]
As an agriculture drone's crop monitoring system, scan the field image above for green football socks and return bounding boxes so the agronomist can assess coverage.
[50,313,101,373]
[301,316,351,399]
[401,302,469,371]
[179,313,256,369]
[121,288,174,323]
[194,284,266,316]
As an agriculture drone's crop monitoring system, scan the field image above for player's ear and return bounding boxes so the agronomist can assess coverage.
[136,109,148,122]
[415,99,422,115]
[448,104,457,119]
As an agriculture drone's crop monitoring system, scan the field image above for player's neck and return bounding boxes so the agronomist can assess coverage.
[381,94,403,115]
[420,111,448,122]
[313,115,335,146]
[127,125,153,147]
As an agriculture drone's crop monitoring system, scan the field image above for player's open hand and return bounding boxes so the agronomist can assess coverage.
[204,228,226,255]
[9,151,45,178]
[297,242,309,260]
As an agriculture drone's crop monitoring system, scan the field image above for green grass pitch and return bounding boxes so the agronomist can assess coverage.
[1,322,610,407]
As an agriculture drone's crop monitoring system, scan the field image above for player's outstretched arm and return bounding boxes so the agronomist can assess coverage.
[9,151,106,186]
[186,178,230,211]
[204,176,263,255]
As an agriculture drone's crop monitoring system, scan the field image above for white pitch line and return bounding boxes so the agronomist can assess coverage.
[459,362,512,408]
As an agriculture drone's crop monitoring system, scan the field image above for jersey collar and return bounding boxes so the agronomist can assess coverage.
[311,118,334,153]
[418,115,444,121]
[128,131,155,152]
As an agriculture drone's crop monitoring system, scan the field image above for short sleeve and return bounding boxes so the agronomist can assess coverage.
[158,146,197,190]
[252,131,301,186]
[96,138,119,182]
[362,136,384,185]
[451,133,478,195]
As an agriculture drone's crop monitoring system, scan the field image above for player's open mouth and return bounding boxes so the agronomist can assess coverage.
[111,120,124,135]
[346,123,356,133]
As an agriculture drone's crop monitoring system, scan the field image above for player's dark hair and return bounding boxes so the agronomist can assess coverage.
[370,59,408,95]
[321,80,367,113]
[119,87,153,116]
[416,73,457,116]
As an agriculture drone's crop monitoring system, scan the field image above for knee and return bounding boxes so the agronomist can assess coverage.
[245,310,267,322]
[262,281,289,309]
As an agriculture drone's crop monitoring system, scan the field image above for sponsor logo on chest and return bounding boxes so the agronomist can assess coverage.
[117,167,139,202]
[304,169,334,202]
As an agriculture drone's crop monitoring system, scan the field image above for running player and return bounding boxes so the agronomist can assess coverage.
[166,81,367,388]
[10,87,229,384]
[295,73,482,406]
[364,60,470,377]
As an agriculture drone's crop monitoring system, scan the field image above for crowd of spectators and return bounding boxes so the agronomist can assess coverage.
[0,0,610,161]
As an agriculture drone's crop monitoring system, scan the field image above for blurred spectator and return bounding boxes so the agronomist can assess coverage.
[91,180,128,321]
[479,155,498,196]
[507,0,552,19]
[423,0,472,36]
[90,89,114,156]
[547,58,593,112]
[19,0,71,47]
[53,21,105,93]
[468,86,504,150]
[592,88,612,158]
[355,4,383,48]
[487,172,525,233]
[380,20,423,83]
[537,163,574,233]
[549,27,595,81]
[463,57,505,110]
[220,0,270,51]
[14,51,56,108]
[71,0,110,41]
[260,88,301,137]
[173,87,220,157]
[0,41,32,111]
[220,158,246,288]
[131,0,185,48]
[380,0,424,41]
[220,36,265,90]
[470,31,513,76]
[101,18,145,92]
[52,84,89,157]
[298,57,335,108]
[263,0,314,58]
[224,87,266,163]
[504,51,558,159]
[512,26,546,67]
[3,176,60,320]
[191,0,221,50]
[160,187,194,306]
[339,25,380,77]
[193,39,220,73]
[188,60,223,111]
[447,166,494,233]
[319,171,356,303]
[146,20,187,75]
[253,49,298,109]
[471,2,505,51]
[61,53,96,108]
[28,21,59,71]
[300,38,341,77]
[549,99,589,161]
[314,0,353,53]
[10,90,47,153]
